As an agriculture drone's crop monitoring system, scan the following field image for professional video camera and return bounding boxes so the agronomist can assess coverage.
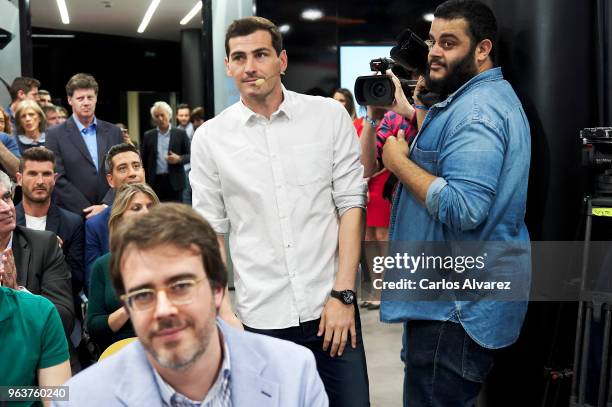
[354,29,438,106]
[581,127,612,194]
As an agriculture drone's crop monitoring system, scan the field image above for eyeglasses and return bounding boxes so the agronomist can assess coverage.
[121,277,205,312]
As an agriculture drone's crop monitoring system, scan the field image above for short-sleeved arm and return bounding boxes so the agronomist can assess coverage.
[190,126,230,234]
[39,301,70,369]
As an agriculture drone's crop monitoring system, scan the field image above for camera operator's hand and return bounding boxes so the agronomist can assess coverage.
[412,76,428,130]
[412,76,427,106]
[367,70,415,120]
[382,129,410,175]
[386,70,415,119]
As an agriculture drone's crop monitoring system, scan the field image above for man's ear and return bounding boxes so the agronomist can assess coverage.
[225,57,231,77]
[279,49,288,74]
[16,172,22,186]
[106,173,115,188]
[475,39,493,65]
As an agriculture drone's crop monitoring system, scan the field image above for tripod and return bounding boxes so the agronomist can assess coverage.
[570,196,612,407]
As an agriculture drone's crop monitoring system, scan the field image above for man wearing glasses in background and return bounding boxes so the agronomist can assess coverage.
[60,204,327,406]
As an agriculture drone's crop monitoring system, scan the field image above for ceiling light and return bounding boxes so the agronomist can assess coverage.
[180,1,202,25]
[301,8,323,21]
[56,0,70,24]
[279,24,290,34]
[138,0,161,34]
[423,13,434,22]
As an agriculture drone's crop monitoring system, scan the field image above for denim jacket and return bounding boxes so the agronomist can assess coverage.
[381,67,531,349]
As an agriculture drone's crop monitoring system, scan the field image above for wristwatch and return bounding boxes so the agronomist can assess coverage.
[330,289,356,305]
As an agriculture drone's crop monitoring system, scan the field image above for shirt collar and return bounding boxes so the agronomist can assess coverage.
[73,115,97,133]
[152,319,231,406]
[157,127,171,136]
[435,67,503,108]
[236,85,293,125]
[18,133,46,145]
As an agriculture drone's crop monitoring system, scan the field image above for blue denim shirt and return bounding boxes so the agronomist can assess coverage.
[381,68,531,349]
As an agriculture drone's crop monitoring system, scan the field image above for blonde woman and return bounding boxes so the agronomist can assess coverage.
[86,183,160,352]
[15,99,46,154]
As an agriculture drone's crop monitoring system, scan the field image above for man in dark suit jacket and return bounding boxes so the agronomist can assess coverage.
[0,170,74,335]
[141,101,190,202]
[15,147,84,302]
[45,73,122,217]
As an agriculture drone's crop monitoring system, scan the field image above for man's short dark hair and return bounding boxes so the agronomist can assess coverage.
[225,16,282,56]
[434,0,497,59]
[104,143,140,175]
[19,146,55,173]
[177,103,190,112]
[9,77,40,101]
[110,203,228,295]
[190,106,205,123]
[42,104,57,115]
[65,73,99,97]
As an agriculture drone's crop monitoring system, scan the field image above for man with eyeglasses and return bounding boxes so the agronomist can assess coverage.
[60,203,328,406]
[84,143,145,288]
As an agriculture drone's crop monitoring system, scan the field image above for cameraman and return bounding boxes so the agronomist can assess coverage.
[364,1,532,406]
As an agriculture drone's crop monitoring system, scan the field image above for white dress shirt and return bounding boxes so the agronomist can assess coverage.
[190,87,366,329]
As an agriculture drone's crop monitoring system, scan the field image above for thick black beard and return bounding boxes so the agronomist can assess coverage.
[425,49,478,100]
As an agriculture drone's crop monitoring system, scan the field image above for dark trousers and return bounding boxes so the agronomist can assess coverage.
[245,307,370,407]
[402,320,496,407]
[154,174,182,202]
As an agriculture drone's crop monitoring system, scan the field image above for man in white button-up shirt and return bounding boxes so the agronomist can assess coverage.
[190,16,369,406]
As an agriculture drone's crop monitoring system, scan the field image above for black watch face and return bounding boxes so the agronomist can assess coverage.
[342,291,355,304]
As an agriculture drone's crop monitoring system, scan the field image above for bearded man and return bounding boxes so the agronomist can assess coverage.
[361,1,532,405]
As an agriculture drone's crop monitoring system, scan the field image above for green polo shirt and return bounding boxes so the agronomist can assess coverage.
[0,287,69,406]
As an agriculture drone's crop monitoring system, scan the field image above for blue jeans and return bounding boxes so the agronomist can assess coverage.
[402,320,496,407]
[244,307,370,407]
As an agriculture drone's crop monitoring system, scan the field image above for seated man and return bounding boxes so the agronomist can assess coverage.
[84,143,144,287]
[15,147,84,307]
[0,170,74,334]
[0,286,71,396]
[60,204,327,407]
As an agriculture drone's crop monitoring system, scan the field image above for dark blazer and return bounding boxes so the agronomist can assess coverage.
[84,205,111,290]
[46,116,123,214]
[141,127,190,191]
[13,225,75,335]
[15,202,85,297]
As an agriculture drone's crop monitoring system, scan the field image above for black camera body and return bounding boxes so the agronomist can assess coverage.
[354,29,432,106]
[581,127,612,194]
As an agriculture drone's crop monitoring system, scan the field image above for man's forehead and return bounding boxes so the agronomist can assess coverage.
[430,17,470,37]
[120,244,205,286]
[113,151,141,165]
[24,160,53,171]
[228,30,275,54]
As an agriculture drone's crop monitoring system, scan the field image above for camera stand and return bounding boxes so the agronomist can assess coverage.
[570,196,612,407]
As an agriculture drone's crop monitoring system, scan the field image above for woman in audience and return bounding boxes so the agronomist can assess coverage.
[14,99,46,154]
[0,106,12,134]
[86,183,160,352]
[56,106,68,124]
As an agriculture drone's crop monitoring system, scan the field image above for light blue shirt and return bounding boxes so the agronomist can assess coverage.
[381,67,532,349]
[73,115,99,171]
[156,127,171,175]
